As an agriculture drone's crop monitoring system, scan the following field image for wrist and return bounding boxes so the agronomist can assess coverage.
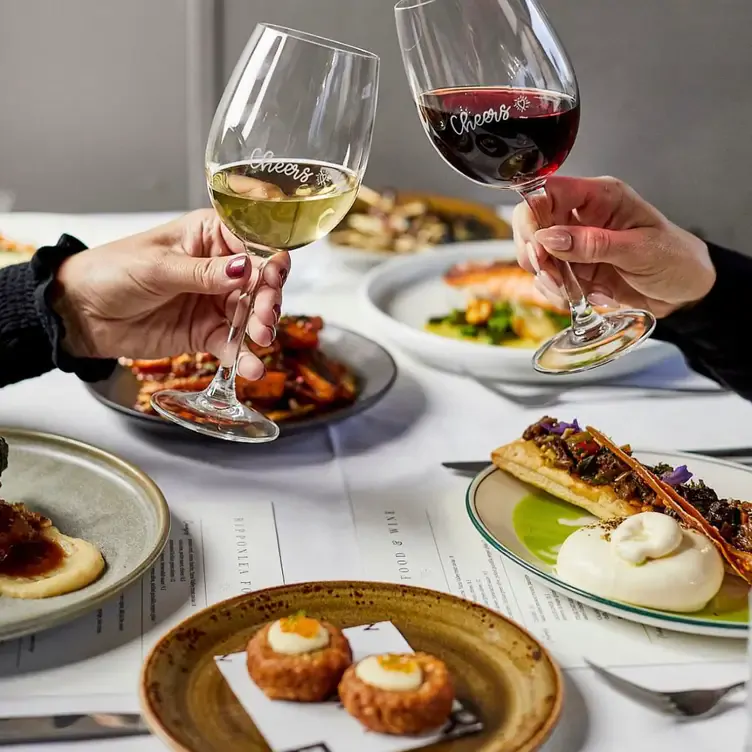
[677,237,716,312]
[50,252,97,359]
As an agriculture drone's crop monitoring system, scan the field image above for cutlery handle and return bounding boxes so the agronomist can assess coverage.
[0,714,149,745]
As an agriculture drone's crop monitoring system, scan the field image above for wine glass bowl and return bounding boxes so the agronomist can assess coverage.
[395,0,656,374]
[151,25,379,441]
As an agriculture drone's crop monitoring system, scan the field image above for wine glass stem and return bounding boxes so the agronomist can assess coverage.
[202,253,268,407]
[518,182,606,343]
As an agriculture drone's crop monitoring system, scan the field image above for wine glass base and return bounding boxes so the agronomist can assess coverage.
[150,390,280,443]
[533,309,657,375]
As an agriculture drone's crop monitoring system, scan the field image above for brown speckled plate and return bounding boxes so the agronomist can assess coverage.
[140,581,562,752]
[0,427,169,640]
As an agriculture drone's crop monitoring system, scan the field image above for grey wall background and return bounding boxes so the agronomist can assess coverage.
[1,0,750,247]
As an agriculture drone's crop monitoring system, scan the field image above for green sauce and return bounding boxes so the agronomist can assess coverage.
[511,492,749,623]
[512,492,593,567]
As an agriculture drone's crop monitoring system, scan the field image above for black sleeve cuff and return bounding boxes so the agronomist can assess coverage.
[653,242,752,394]
[0,262,54,386]
[32,234,116,383]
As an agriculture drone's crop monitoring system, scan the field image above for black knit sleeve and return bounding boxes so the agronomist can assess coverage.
[653,242,752,400]
[0,235,115,388]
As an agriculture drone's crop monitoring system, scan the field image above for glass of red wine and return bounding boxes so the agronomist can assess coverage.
[395,0,656,374]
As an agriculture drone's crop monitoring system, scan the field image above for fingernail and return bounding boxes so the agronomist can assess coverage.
[225,255,248,279]
[536,229,572,252]
[534,276,566,308]
[272,304,281,323]
[589,292,618,308]
[279,267,288,285]
[268,325,276,341]
[525,242,541,274]
[538,270,562,296]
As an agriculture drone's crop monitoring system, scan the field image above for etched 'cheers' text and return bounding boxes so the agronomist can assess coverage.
[248,148,314,183]
[449,104,510,135]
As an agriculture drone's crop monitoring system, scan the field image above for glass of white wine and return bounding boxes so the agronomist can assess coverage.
[151,24,379,442]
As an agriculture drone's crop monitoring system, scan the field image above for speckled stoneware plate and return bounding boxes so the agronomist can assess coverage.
[140,581,562,752]
[0,428,169,640]
[467,452,752,639]
[86,324,398,438]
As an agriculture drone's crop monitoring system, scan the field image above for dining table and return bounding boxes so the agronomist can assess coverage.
[0,210,748,752]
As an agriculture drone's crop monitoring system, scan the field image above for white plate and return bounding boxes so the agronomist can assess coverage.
[360,241,674,384]
[466,452,751,638]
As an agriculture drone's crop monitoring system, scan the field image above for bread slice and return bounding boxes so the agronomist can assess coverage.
[491,439,639,519]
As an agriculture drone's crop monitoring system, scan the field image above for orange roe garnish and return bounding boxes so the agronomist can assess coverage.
[376,654,418,673]
[279,611,321,638]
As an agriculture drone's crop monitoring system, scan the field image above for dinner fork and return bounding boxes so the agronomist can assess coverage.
[585,660,746,717]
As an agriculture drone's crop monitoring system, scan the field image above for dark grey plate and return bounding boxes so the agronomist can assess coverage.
[0,428,169,640]
[86,325,398,438]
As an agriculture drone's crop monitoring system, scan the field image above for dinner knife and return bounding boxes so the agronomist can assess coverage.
[0,713,150,745]
[443,448,752,475]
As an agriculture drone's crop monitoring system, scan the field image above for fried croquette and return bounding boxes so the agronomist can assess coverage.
[246,614,352,702]
[339,652,454,735]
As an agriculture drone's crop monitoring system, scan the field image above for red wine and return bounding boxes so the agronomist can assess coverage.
[418,87,579,189]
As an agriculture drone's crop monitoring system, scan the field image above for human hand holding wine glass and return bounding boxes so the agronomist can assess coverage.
[151,24,379,442]
[513,176,716,317]
[395,0,656,374]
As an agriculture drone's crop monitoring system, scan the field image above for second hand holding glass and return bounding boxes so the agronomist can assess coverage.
[395,0,656,374]
[151,24,379,441]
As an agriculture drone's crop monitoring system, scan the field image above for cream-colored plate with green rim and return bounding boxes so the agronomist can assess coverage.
[467,451,750,638]
[140,581,562,752]
[0,427,170,640]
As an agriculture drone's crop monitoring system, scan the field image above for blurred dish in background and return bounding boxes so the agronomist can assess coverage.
[361,242,674,384]
[327,185,511,271]
[427,260,570,349]
[0,233,35,268]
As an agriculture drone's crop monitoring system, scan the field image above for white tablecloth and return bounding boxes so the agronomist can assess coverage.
[0,212,747,752]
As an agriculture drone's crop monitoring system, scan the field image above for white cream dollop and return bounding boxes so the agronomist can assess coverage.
[267,618,330,655]
[610,512,683,565]
[355,654,423,692]
[556,512,725,613]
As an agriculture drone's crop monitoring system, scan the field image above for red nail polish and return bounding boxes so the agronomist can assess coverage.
[226,256,247,279]
[279,267,288,285]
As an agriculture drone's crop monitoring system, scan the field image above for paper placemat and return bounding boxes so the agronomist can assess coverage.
[215,621,482,752]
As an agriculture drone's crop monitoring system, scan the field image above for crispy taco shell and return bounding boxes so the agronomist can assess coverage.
[587,427,752,584]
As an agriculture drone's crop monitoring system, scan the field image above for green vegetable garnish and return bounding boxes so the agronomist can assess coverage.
[447,309,467,325]
[546,311,571,330]
[459,324,479,337]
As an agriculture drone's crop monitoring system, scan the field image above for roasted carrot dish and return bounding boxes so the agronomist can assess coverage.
[120,316,358,422]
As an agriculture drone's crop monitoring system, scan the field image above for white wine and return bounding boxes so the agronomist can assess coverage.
[209,159,359,253]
